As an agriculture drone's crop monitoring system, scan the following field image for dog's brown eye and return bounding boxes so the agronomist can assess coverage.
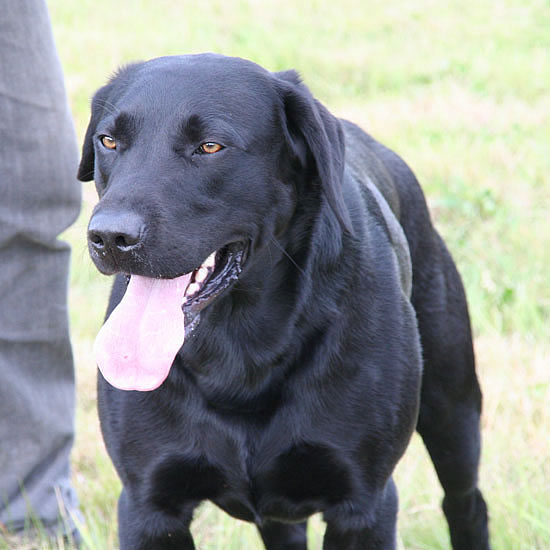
[101,135,117,150]
[199,142,223,154]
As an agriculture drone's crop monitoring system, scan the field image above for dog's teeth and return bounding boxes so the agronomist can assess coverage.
[203,251,216,269]
[186,282,201,297]
[195,267,209,283]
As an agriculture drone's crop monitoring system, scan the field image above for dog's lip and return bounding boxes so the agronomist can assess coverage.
[123,241,248,309]
[181,241,248,314]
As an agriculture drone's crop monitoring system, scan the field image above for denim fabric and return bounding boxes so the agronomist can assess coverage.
[0,0,82,534]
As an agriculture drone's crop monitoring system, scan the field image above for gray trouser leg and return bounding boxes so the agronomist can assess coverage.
[0,0,82,534]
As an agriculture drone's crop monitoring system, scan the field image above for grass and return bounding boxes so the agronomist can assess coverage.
[4,0,549,548]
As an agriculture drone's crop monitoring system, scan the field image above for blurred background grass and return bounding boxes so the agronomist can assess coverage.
[8,0,549,548]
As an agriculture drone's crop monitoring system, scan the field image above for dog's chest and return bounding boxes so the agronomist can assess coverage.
[149,429,354,523]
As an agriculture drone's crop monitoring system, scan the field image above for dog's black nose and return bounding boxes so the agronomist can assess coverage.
[88,211,145,254]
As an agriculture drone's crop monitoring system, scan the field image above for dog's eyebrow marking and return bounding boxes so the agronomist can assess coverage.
[181,114,204,143]
[110,111,140,144]
[177,114,247,149]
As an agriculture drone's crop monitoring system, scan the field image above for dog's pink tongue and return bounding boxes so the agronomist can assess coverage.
[94,273,192,391]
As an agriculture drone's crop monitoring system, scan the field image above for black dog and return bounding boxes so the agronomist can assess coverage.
[78,54,490,549]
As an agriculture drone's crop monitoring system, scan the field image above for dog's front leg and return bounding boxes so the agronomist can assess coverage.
[323,479,398,550]
[118,489,197,550]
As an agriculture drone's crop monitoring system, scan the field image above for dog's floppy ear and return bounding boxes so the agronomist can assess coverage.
[77,82,114,182]
[275,70,352,234]
[77,63,141,182]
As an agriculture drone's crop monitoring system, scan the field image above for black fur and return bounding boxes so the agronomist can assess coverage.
[79,54,490,549]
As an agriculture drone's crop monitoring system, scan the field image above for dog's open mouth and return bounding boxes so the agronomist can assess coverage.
[182,242,247,313]
[93,242,248,392]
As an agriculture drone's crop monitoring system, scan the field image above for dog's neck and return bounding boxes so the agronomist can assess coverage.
[177,202,353,406]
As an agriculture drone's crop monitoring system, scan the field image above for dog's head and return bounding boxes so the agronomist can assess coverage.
[79,54,351,390]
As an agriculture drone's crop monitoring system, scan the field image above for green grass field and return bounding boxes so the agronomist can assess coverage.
[4,0,549,548]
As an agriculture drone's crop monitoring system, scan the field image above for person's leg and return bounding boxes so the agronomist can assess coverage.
[0,0,82,538]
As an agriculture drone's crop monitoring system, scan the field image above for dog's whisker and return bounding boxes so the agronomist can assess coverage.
[269,237,306,276]
[94,98,120,116]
